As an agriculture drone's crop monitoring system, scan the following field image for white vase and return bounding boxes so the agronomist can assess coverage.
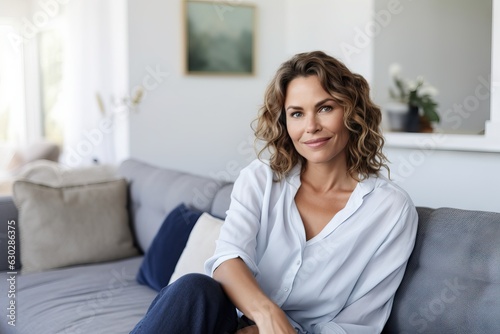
[384,102,408,132]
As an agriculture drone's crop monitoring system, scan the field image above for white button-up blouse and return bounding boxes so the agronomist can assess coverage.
[205,159,418,334]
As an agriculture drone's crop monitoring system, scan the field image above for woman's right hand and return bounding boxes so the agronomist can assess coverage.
[252,304,297,334]
[213,258,297,334]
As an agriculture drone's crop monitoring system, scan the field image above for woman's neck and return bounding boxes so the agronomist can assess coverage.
[301,161,357,194]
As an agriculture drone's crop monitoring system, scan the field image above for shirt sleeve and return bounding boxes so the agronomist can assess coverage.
[204,160,271,277]
[313,201,418,334]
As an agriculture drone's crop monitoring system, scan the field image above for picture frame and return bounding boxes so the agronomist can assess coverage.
[184,0,256,76]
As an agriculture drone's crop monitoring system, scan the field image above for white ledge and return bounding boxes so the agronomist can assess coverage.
[384,132,500,153]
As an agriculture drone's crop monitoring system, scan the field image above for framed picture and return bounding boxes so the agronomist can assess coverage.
[184,1,256,75]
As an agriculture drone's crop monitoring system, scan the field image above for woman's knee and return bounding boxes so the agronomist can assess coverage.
[168,273,228,302]
[174,273,215,285]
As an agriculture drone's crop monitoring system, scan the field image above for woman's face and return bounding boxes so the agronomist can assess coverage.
[284,75,350,167]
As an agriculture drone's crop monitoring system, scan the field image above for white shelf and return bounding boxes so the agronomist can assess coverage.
[383,132,500,153]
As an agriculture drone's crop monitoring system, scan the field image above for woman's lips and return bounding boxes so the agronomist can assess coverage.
[303,137,331,148]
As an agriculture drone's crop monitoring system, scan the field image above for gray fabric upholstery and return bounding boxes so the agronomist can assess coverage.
[118,159,227,253]
[0,197,19,271]
[0,257,154,334]
[211,183,234,219]
[382,207,500,333]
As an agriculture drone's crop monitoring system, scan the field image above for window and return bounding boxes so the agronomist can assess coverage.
[38,28,64,146]
[0,24,25,146]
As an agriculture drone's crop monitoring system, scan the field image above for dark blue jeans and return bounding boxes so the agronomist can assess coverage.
[130,273,251,334]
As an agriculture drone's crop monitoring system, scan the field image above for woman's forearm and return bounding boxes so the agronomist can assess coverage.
[214,258,297,333]
[213,257,278,323]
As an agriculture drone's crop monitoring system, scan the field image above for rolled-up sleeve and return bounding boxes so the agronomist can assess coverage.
[204,162,269,277]
[313,202,418,334]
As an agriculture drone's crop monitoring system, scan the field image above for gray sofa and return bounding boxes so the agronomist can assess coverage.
[0,158,499,334]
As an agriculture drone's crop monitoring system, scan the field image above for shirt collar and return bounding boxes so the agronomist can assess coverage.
[356,174,378,198]
[286,163,302,189]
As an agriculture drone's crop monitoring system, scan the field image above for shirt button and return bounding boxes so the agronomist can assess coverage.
[284,287,289,292]
[296,260,301,265]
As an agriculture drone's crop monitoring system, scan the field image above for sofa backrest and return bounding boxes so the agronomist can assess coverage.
[118,159,232,253]
[382,207,500,333]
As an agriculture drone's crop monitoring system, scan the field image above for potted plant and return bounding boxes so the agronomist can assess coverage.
[388,63,440,132]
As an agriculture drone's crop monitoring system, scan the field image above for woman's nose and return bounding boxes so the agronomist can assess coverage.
[305,115,321,133]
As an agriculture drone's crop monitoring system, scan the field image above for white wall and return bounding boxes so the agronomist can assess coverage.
[285,0,373,81]
[385,148,500,213]
[0,0,27,17]
[127,0,287,179]
[127,0,500,212]
[127,0,366,180]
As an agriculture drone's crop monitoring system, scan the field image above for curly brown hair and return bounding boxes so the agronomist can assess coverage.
[253,50,388,181]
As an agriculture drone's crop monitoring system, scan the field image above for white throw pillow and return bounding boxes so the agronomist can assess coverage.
[169,212,224,284]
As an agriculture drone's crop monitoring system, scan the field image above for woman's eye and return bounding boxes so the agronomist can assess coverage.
[290,112,302,118]
[319,106,333,113]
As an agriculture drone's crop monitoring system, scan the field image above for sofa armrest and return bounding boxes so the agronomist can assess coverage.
[0,196,20,272]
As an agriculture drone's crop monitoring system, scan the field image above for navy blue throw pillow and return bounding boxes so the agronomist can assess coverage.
[136,203,203,291]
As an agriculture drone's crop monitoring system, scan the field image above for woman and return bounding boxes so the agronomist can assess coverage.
[131,51,418,334]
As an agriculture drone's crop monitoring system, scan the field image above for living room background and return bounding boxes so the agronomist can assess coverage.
[1,0,499,212]
[128,0,500,212]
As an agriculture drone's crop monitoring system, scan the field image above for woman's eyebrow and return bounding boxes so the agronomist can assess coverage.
[314,98,336,108]
[285,105,302,111]
[286,98,336,111]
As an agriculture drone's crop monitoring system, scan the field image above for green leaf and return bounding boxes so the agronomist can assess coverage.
[421,102,440,122]
[394,78,407,100]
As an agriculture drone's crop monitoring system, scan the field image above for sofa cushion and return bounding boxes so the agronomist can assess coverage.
[383,207,500,333]
[169,212,224,284]
[136,203,203,291]
[13,178,138,273]
[0,257,155,334]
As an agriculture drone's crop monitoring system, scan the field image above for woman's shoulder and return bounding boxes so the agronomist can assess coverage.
[240,159,301,185]
[242,158,272,172]
[361,175,418,230]
[365,174,415,208]
[236,159,275,185]
[231,159,290,200]
[239,159,273,177]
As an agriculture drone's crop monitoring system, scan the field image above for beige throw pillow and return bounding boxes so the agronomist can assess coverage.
[13,178,138,273]
[17,159,118,187]
[169,212,224,284]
